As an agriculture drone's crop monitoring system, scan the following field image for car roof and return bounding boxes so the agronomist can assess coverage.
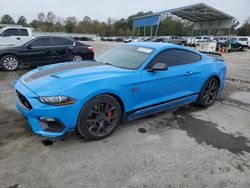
[127,42,177,50]
[127,42,205,57]
[127,42,193,52]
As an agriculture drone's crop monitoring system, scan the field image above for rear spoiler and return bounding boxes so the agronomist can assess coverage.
[200,51,224,61]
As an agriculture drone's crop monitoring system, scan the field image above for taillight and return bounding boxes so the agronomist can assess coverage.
[88,46,93,52]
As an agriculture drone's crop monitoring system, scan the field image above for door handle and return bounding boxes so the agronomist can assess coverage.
[17,37,21,40]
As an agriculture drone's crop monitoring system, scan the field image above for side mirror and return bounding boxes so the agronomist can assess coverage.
[147,63,168,72]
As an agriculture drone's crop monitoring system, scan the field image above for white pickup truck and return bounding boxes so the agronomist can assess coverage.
[0,27,32,46]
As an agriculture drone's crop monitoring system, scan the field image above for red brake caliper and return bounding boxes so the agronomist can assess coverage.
[108,111,112,118]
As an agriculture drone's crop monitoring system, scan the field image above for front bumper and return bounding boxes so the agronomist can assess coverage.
[14,80,80,137]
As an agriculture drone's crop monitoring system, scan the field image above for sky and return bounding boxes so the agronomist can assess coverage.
[0,0,249,25]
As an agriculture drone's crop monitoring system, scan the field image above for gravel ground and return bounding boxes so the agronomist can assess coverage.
[0,42,250,188]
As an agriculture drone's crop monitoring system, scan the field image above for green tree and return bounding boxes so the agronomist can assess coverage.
[46,11,56,23]
[159,17,185,36]
[237,17,250,36]
[17,16,27,26]
[64,16,78,33]
[1,14,15,24]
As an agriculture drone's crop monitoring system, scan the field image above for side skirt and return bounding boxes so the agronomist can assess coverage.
[125,94,198,121]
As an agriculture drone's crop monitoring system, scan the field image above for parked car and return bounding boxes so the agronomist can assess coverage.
[0,27,32,46]
[193,36,211,46]
[150,37,165,42]
[238,37,250,47]
[213,36,228,47]
[222,39,243,52]
[186,37,195,46]
[0,36,94,71]
[165,36,187,46]
[115,37,124,42]
[14,42,226,140]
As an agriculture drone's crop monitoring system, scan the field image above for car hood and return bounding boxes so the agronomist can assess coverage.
[19,61,132,96]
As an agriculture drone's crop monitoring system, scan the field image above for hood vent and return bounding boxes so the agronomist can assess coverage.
[24,61,103,82]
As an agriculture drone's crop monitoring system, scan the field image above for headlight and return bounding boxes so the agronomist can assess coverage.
[39,96,76,106]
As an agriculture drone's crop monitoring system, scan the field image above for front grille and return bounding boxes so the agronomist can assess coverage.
[16,90,32,110]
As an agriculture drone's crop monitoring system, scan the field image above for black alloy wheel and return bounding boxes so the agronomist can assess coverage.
[197,77,219,107]
[77,95,121,140]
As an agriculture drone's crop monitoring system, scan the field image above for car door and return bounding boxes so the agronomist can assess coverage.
[18,28,29,41]
[139,49,203,109]
[0,28,20,45]
[51,37,74,63]
[19,37,52,65]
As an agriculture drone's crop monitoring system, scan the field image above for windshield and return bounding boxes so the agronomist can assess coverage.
[96,45,154,70]
[239,38,247,41]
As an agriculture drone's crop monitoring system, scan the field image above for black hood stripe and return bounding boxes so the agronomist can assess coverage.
[24,61,103,82]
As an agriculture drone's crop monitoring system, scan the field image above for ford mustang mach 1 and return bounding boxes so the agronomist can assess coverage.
[14,42,226,140]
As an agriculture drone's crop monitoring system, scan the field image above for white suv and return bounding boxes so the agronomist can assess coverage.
[238,37,250,47]
[0,27,32,46]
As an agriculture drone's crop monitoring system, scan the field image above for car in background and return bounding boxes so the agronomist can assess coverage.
[193,36,212,46]
[213,36,228,47]
[238,37,250,47]
[165,36,187,46]
[0,36,94,71]
[14,42,226,140]
[0,27,32,46]
[222,39,243,52]
[150,37,165,42]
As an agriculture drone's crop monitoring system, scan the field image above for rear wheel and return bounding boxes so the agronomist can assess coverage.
[196,77,219,107]
[1,55,20,71]
[71,54,83,62]
[77,94,121,140]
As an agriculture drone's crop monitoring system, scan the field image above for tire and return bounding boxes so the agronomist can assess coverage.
[196,77,219,107]
[71,54,83,62]
[1,55,20,71]
[77,94,122,140]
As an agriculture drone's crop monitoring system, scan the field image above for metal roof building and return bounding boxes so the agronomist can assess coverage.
[133,3,234,36]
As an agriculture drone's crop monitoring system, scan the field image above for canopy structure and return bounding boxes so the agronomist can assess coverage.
[133,3,234,36]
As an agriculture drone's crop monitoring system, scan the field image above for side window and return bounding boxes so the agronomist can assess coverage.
[52,38,74,46]
[3,29,19,36]
[31,38,51,47]
[187,51,201,63]
[19,29,28,36]
[149,49,188,67]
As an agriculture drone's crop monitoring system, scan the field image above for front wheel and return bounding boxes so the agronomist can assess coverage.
[77,94,121,140]
[196,77,219,107]
[1,55,20,71]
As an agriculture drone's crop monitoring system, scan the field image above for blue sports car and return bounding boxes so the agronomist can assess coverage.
[14,42,226,140]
